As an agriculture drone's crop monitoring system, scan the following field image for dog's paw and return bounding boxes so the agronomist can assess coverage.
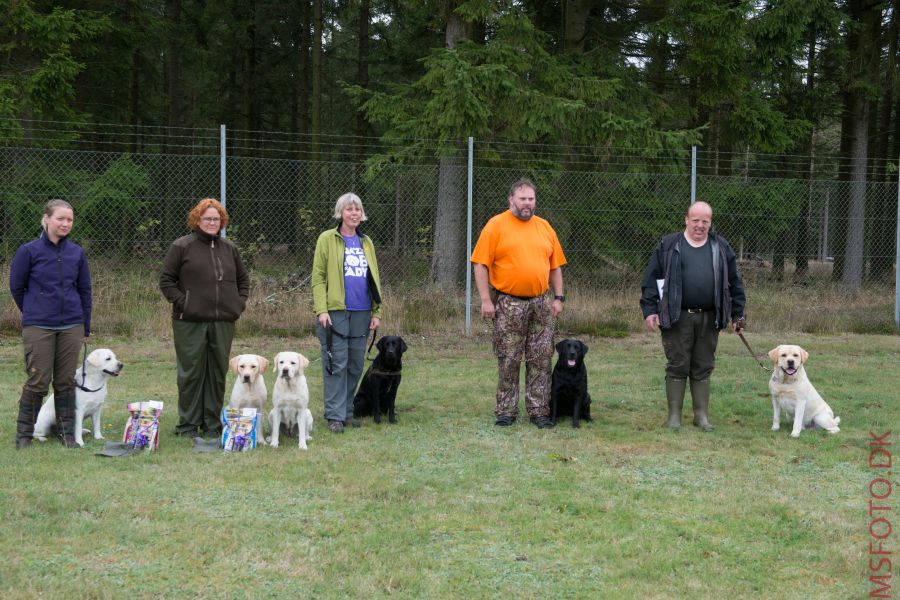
[790,431,800,438]
[95,433,105,440]
[269,438,279,448]
[771,424,780,431]
[389,417,398,424]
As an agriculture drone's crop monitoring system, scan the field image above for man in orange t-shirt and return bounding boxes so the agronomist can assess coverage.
[471,178,567,429]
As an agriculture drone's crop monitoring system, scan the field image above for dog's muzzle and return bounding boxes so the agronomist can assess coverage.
[782,366,798,376]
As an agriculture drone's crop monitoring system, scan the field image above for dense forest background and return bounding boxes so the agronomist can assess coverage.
[1,0,899,293]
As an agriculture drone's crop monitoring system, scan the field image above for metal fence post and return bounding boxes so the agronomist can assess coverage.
[466,136,474,336]
[220,124,227,238]
[895,156,900,328]
[691,145,697,204]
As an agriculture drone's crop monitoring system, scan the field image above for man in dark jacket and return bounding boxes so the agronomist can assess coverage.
[640,201,746,431]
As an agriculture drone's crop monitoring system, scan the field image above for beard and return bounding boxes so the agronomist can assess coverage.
[511,206,533,220]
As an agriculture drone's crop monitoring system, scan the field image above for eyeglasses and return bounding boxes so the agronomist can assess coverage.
[200,217,221,223]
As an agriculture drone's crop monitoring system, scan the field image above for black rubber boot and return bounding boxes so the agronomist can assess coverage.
[664,377,686,430]
[54,390,80,448]
[690,379,714,432]
[15,389,43,449]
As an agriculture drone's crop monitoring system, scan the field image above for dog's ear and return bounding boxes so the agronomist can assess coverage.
[229,356,240,373]
[579,341,588,355]
[257,356,269,373]
[399,337,408,353]
[299,353,310,369]
[377,337,387,351]
[555,339,566,352]
[87,351,105,368]
[767,347,780,362]
[799,347,809,364]
[271,353,280,373]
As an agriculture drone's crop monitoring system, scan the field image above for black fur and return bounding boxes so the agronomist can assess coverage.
[353,336,407,424]
[550,339,592,428]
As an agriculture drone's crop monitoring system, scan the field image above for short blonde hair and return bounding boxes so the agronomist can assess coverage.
[332,192,367,221]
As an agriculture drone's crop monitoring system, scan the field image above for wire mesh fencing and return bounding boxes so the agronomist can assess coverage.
[1,132,897,336]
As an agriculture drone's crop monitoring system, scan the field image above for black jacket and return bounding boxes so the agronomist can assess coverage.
[639,231,745,331]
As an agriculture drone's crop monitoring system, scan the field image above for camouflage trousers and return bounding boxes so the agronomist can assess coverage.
[492,294,556,419]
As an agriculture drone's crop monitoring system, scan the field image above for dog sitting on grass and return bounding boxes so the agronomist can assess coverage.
[550,339,592,428]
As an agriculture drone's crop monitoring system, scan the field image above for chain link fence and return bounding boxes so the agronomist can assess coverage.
[1,126,898,335]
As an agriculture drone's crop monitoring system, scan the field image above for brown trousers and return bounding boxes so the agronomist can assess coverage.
[660,310,719,380]
[21,325,84,395]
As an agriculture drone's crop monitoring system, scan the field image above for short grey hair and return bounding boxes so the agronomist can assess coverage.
[332,192,368,221]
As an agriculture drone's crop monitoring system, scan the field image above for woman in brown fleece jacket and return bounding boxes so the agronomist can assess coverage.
[160,198,250,438]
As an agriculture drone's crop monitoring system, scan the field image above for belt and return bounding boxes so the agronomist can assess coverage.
[500,292,542,301]
[685,308,708,313]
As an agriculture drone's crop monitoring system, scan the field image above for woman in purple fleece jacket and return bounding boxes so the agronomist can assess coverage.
[9,199,92,449]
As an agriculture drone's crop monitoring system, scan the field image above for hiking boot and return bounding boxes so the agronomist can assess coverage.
[15,437,33,450]
[494,415,515,427]
[328,420,345,433]
[345,417,361,428]
[529,415,555,429]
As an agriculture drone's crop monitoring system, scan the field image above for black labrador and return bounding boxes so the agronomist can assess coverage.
[353,335,407,424]
[550,338,592,428]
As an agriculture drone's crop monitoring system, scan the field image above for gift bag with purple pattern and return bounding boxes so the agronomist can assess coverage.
[122,401,163,451]
[221,407,258,452]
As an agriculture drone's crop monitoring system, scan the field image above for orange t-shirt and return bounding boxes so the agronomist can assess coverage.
[470,210,567,297]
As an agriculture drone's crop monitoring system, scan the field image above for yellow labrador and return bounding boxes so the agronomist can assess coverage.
[228,354,269,444]
[33,348,124,447]
[768,344,840,438]
[268,351,313,450]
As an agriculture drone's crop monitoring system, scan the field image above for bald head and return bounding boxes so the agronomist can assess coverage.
[684,201,712,245]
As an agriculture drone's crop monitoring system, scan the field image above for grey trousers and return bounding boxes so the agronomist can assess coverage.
[316,310,371,422]
[21,325,84,395]
[172,319,235,436]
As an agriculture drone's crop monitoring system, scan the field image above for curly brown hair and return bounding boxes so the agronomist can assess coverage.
[186,198,229,230]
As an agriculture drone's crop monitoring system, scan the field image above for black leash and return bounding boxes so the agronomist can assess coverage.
[737,332,772,372]
[365,328,379,362]
[325,324,376,375]
[76,340,106,393]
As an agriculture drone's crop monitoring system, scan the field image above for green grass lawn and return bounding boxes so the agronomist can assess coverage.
[0,331,896,599]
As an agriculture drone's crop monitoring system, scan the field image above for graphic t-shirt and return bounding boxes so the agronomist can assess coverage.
[342,233,372,311]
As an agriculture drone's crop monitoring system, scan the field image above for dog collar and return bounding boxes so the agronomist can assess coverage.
[76,381,106,393]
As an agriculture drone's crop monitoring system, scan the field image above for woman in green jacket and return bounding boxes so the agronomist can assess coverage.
[312,193,382,433]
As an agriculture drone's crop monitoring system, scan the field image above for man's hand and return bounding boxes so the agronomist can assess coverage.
[645,314,659,332]
[551,298,563,317]
[481,299,495,319]
[733,316,746,334]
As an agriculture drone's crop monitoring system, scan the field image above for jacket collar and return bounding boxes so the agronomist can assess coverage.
[39,231,69,248]
[334,222,366,239]
[193,228,221,244]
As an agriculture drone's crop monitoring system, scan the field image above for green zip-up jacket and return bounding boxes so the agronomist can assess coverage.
[312,225,382,319]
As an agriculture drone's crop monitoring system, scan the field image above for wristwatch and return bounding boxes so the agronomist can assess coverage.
[554,294,566,302]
